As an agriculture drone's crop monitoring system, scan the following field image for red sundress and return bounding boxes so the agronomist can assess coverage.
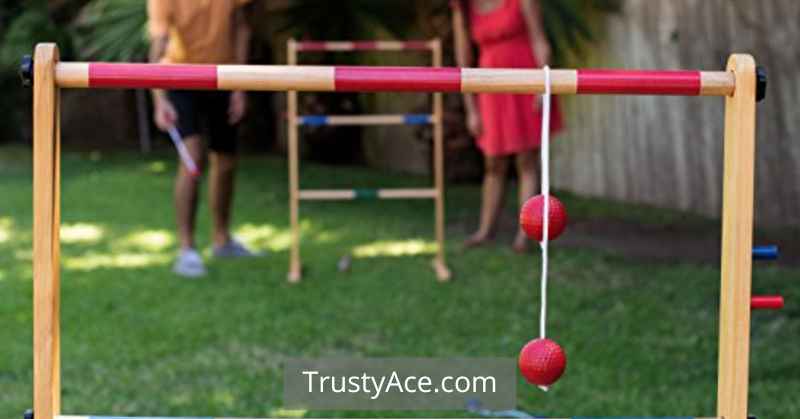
[467,0,564,156]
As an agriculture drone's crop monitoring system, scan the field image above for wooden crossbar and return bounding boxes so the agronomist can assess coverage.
[297,114,435,126]
[53,63,735,96]
[298,188,438,200]
[286,39,451,283]
[28,43,763,419]
[295,40,436,52]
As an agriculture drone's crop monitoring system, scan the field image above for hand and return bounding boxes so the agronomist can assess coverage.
[228,91,247,125]
[153,96,178,132]
[466,109,482,138]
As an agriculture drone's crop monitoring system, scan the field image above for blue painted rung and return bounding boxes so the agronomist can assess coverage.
[403,113,433,125]
[753,245,779,260]
[298,115,328,126]
[297,114,432,126]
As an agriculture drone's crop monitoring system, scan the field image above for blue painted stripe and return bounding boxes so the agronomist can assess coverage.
[298,115,328,126]
[403,114,433,125]
[753,245,779,260]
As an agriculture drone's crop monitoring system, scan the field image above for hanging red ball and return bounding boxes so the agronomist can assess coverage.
[519,195,568,242]
[518,338,567,386]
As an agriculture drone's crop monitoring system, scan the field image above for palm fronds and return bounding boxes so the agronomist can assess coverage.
[73,0,148,62]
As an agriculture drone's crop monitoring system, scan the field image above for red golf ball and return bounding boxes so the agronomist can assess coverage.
[519,195,567,242]
[518,338,566,386]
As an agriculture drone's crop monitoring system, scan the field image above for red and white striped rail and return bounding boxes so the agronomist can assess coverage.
[295,40,435,52]
[53,63,736,96]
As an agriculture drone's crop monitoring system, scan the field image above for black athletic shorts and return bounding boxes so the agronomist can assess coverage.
[167,90,238,154]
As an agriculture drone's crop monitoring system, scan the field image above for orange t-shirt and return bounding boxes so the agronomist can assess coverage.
[147,0,251,64]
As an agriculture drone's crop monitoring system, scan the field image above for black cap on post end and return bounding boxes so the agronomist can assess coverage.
[756,66,767,102]
[20,55,33,87]
[23,409,33,419]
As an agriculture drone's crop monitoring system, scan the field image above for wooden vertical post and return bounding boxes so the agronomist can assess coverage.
[431,39,451,282]
[287,39,302,283]
[717,54,757,419]
[32,43,61,419]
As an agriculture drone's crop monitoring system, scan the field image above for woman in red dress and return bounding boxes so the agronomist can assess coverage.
[453,0,564,252]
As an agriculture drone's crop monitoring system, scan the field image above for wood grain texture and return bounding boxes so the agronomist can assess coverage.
[33,43,61,419]
[218,65,335,92]
[431,39,451,282]
[287,40,301,283]
[717,53,756,419]
[462,68,578,94]
[54,63,88,88]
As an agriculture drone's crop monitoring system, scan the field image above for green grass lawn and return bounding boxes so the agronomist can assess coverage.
[0,146,797,418]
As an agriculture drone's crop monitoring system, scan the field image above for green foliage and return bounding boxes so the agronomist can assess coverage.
[274,0,620,67]
[0,0,26,31]
[0,3,74,144]
[73,0,149,61]
[0,7,74,70]
[541,0,621,65]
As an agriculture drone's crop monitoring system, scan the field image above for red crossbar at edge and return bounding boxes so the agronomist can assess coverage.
[89,63,218,89]
[751,295,784,310]
[577,69,702,95]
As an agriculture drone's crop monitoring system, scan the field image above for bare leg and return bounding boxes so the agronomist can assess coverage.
[465,155,510,247]
[175,135,204,250]
[513,149,539,252]
[209,151,237,248]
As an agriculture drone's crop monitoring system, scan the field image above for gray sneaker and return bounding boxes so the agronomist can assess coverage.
[173,248,207,278]
[213,238,262,258]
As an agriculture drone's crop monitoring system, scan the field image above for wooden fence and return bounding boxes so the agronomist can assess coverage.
[553,0,799,227]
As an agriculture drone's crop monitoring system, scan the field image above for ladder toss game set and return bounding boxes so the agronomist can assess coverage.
[286,39,450,282]
[20,40,786,419]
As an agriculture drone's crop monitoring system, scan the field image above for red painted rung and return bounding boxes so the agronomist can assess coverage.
[751,295,784,310]
[576,69,702,95]
[334,66,461,92]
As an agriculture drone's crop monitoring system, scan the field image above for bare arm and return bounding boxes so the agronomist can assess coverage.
[520,0,551,66]
[149,35,169,103]
[228,6,252,124]
[233,7,251,64]
[452,6,478,116]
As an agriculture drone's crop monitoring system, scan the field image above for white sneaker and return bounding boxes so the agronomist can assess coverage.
[173,248,206,278]
[213,237,264,258]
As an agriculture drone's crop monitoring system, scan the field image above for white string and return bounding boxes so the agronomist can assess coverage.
[168,126,199,176]
[539,66,551,340]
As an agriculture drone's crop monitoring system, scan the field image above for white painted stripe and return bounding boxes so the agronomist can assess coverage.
[217,65,335,92]
[323,41,356,51]
[378,188,437,199]
[296,41,434,52]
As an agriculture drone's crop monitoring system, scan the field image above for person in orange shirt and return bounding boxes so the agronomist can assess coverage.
[148,0,257,278]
